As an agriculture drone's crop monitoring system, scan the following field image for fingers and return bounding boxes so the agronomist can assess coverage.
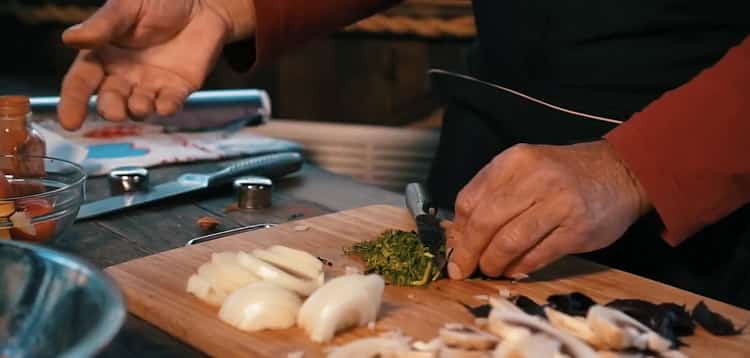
[97,76,133,121]
[502,229,569,277]
[452,166,490,229]
[128,86,158,119]
[155,87,189,116]
[62,0,139,49]
[448,194,535,279]
[453,150,517,228]
[58,51,104,130]
[477,202,565,277]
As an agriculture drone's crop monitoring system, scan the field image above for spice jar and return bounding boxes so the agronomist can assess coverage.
[0,96,45,157]
[0,96,46,193]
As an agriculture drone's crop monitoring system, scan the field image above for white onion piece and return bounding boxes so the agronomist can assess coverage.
[198,258,259,295]
[237,251,322,296]
[252,248,322,281]
[268,245,323,272]
[298,274,384,342]
[186,274,227,306]
[10,212,35,236]
[219,282,302,331]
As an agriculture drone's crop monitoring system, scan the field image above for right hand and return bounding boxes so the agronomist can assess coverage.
[58,0,256,130]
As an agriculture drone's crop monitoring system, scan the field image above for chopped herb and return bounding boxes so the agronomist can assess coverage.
[344,229,444,286]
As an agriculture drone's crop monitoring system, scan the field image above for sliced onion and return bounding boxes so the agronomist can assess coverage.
[268,245,323,272]
[237,251,322,296]
[219,282,302,331]
[252,248,322,281]
[297,274,384,342]
[186,273,227,306]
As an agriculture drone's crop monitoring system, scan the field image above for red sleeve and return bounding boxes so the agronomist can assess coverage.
[604,35,750,246]
[226,0,402,69]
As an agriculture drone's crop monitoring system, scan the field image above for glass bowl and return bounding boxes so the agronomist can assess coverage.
[0,239,125,357]
[0,155,86,243]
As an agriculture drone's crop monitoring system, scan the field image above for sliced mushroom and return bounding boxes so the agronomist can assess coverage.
[488,297,525,315]
[545,307,597,345]
[586,305,671,352]
[658,350,688,358]
[489,311,599,358]
[438,347,491,358]
[439,324,498,351]
[596,351,648,358]
[492,333,564,358]
[325,336,411,358]
[413,338,443,353]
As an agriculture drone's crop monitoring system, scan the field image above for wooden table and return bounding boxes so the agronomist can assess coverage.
[52,161,404,357]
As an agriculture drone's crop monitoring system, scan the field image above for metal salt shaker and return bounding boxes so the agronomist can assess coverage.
[234,176,273,209]
[108,167,150,194]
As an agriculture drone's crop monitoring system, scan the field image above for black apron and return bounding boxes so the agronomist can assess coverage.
[426,0,750,308]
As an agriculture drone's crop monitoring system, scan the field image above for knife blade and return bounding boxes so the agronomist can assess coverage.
[76,152,303,220]
[405,182,447,272]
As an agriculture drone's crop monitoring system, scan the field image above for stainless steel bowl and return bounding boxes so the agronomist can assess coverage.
[0,240,125,357]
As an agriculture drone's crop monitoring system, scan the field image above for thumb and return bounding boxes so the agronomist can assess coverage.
[62,0,139,49]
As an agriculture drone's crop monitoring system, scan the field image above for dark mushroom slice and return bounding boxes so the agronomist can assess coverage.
[547,292,596,317]
[460,302,493,318]
[606,299,691,348]
[513,295,547,319]
[692,301,744,336]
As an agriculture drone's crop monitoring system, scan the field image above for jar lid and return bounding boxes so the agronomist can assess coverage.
[0,96,31,117]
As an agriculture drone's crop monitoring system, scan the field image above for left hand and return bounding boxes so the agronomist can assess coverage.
[446,140,650,279]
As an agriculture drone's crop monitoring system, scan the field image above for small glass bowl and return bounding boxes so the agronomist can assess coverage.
[0,155,86,243]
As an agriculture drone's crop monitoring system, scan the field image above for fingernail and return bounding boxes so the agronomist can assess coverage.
[448,262,463,279]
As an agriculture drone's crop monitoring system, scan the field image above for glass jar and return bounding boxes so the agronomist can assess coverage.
[0,96,46,194]
[0,96,45,157]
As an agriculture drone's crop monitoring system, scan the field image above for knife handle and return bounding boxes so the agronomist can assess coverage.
[405,182,437,217]
[206,152,303,186]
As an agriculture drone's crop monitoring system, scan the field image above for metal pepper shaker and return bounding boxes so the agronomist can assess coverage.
[234,176,273,209]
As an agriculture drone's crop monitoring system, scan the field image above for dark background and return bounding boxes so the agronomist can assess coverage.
[0,0,473,127]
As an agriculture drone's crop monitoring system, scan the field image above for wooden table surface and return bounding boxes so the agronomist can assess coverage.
[52,160,404,357]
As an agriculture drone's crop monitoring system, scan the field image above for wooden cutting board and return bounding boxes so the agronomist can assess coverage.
[105,205,750,357]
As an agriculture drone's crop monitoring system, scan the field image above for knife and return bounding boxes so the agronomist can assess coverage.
[405,182,447,272]
[76,152,303,220]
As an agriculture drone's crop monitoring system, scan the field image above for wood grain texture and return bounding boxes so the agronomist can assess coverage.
[106,205,750,358]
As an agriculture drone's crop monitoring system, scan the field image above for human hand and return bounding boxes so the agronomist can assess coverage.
[446,140,650,279]
[58,0,256,130]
